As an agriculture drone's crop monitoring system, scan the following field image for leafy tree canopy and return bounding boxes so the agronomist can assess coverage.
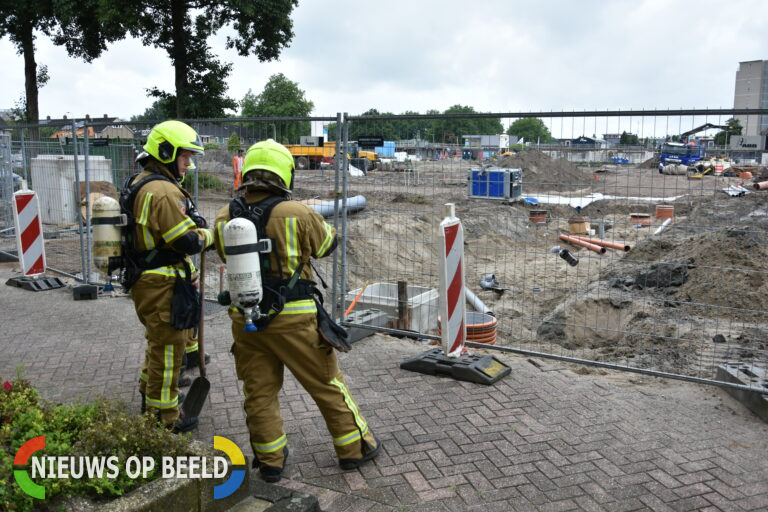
[130,99,170,123]
[240,73,314,143]
[714,118,743,146]
[125,0,298,118]
[328,106,503,144]
[227,132,241,152]
[506,118,553,144]
[619,131,639,145]
[0,0,128,138]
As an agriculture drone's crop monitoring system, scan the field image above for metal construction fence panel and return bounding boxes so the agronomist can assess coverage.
[1,110,767,393]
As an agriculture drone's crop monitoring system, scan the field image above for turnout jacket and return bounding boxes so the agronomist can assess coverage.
[214,190,337,317]
[128,161,214,279]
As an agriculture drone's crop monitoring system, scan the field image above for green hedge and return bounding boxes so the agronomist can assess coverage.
[0,370,190,511]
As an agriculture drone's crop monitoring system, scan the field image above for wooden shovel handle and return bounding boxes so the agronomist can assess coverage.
[198,251,206,378]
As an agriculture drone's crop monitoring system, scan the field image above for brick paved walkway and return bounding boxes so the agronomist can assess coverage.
[2,263,768,511]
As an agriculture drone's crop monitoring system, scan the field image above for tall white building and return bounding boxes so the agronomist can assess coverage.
[734,60,768,136]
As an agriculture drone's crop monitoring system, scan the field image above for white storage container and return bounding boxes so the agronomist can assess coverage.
[345,282,439,334]
[30,155,113,225]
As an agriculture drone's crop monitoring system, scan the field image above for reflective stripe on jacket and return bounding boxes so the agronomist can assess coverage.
[129,162,212,277]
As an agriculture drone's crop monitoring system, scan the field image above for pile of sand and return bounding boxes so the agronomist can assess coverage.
[496,150,591,186]
[639,155,660,168]
[615,224,768,318]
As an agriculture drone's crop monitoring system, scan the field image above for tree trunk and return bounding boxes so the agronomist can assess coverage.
[21,21,40,141]
[170,1,188,118]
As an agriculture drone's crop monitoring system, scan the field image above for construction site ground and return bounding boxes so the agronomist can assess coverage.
[28,152,768,382]
[2,261,768,511]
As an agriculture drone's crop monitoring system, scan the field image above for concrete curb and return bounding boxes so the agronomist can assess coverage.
[98,441,319,512]
[99,441,252,512]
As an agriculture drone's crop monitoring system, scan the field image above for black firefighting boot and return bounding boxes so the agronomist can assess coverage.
[185,351,211,370]
[252,447,289,483]
[339,436,383,470]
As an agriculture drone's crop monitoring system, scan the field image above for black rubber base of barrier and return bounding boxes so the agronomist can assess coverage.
[716,363,768,423]
[400,348,511,385]
[73,284,99,300]
[5,275,65,292]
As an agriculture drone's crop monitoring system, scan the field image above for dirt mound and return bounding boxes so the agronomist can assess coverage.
[639,155,659,168]
[673,229,768,314]
[616,226,768,317]
[496,150,591,187]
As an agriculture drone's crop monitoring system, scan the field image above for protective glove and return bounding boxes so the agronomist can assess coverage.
[186,200,208,228]
[190,212,208,229]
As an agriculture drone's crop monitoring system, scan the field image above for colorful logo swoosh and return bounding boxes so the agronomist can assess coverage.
[14,436,46,499]
[213,436,246,500]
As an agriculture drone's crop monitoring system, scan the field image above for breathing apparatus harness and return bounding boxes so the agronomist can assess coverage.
[226,196,318,330]
[118,171,189,291]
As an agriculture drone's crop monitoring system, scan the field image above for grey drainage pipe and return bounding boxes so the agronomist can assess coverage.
[466,288,493,316]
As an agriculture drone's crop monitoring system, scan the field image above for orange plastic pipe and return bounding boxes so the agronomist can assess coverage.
[572,235,630,252]
[753,181,768,190]
[344,281,371,318]
[559,234,606,254]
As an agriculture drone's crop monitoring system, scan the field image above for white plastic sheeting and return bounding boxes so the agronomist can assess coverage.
[523,192,684,210]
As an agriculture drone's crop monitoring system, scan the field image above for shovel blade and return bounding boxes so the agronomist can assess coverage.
[181,376,210,418]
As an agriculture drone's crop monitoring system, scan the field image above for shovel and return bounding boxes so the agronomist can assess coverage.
[182,250,210,418]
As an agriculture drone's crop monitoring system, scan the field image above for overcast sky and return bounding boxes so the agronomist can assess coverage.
[1,0,767,125]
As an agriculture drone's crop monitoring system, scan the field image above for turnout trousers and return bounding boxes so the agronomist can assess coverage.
[231,308,376,468]
[132,273,189,424]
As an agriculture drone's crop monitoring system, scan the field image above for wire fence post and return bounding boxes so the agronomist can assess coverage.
[71,121,87,283]
[83,121,92,284]
[339,112,350,323]
[330,112,343,320]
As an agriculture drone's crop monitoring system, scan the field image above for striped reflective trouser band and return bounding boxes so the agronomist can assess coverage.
[252,434,288,454]
[145,345,179,410]
[140,370,148,382]
[228,299,317,316]
[330,377,369,446]
[185,342,199,353]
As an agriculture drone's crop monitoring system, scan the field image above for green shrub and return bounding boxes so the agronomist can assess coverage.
[0,370,191,512]
[183,172,224,192]
[227,132,241,152]
[203,142,220,150]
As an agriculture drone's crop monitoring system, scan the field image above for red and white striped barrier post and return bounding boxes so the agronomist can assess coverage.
[438,203,466,358]
[399,203,509,384]
[12,189,46,276]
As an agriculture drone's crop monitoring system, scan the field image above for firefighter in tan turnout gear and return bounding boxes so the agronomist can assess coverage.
[214,139,381,483]
[127,120,214,433]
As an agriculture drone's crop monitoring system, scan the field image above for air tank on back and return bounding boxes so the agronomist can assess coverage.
[223,217,263,331]
[91,196,123,287]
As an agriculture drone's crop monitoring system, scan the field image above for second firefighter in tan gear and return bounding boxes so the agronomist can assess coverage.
[215,139,380,477]
[130,120,213,432]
